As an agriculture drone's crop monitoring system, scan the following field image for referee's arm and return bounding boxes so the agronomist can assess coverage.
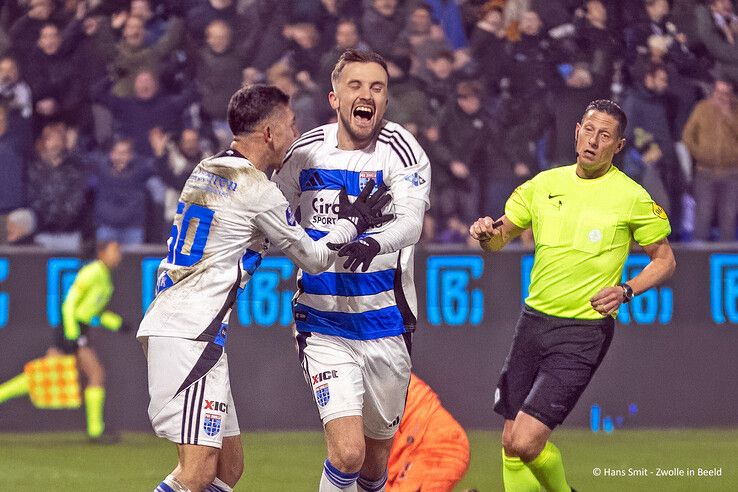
[470,215,526,252]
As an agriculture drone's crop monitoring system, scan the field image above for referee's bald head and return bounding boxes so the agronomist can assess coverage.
[581,100,627,137]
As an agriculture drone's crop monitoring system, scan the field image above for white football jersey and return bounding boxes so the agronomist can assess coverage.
[272,121,431,340]
[137,149,355,341]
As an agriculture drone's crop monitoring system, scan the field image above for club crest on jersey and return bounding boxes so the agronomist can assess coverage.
[285,206,297,226]
[203,413,222,437]
[404,172,426,187]
[359,171,377,191]
[315,384,330,407]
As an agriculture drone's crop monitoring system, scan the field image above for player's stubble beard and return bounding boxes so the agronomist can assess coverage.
[337,98,383,149]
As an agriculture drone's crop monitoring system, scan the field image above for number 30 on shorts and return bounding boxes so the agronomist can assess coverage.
[167,201,215,267]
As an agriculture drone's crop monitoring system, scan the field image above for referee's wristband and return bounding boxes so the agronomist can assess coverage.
[618,282,634,303]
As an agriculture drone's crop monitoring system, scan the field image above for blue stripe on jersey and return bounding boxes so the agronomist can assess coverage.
[299,169,384,195]
[241,249,263,275]
[305,228,372,241]
[294,303,405,339]
[157,482,176,492]
[301,270,395,296]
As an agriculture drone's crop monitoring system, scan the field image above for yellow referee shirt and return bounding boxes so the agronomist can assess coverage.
[505,164,671,319]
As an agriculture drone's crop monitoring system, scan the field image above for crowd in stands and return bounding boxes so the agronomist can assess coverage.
[0,0,737,250]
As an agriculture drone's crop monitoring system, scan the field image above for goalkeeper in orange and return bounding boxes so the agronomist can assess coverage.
[388,373,471,492]
[0,240,126,441]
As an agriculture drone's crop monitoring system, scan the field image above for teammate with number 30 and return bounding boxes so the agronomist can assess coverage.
[137,85,392,492]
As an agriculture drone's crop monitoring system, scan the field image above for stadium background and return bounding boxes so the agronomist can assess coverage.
[1,0,738,489]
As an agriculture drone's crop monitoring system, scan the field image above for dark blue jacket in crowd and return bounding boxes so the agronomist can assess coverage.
[622,85,676,162]
[0,134,23,213]
[94,156,154,229]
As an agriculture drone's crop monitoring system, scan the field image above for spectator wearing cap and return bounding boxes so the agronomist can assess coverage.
[683,78,738,241]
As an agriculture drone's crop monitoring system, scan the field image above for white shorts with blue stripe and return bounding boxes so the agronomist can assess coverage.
[297,331,411,440]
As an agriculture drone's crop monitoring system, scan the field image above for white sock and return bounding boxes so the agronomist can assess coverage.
[205,477,233,492]
[155,474,191,492]
[320,459,359,491]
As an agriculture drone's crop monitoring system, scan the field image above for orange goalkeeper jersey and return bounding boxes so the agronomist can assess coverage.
[388,374,470,491]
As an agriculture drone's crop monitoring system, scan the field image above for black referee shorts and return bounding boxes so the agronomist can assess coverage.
[493,305,614,429]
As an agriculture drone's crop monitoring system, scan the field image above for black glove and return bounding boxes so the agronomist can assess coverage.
[337,179,394,235]
[328,237,381,272]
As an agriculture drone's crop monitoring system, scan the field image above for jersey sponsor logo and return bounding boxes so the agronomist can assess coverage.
[315,384,330,407]
[403,172,426,187]
[202,413,222,437]
[652,203,668,220]
[312,370,338,385]
[311,196,340,226]
[359,171,377,191]
[204,400,228,413]
[285,206,297,226]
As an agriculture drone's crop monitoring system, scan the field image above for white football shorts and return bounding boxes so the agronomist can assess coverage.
[142,336,240,448]
[296,332,412,440]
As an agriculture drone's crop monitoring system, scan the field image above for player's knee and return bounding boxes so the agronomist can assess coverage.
[329,442,366,473]
[509,434,544,462]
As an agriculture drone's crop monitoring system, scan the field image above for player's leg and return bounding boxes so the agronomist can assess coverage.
[211,375,244,490]
[494,311,543,491]
[296,332,364,490]
[76,345,106,438]
[358,334,412,492]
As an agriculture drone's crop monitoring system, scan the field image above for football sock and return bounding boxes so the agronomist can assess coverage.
[526,441,571,492]
[205,477,233,492]
[502,449,541,491]
[0,372,29,404]
[357,470,387,491]
[84,386,105,438]
[155,474,191,492]
[320,459,359,491]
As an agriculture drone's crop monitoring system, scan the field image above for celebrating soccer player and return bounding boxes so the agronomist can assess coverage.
[470,100,676,492]
[273,49,431,492]
[138,85,393,492]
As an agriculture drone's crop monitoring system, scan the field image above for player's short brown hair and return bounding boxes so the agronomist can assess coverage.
[330,49,389,88]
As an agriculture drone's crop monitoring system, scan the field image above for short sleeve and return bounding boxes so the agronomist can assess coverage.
[505,179,534,229]
[629,189,671,246]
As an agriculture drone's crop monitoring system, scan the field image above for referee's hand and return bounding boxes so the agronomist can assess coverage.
[590,287,626,316]
[470,216,502,242]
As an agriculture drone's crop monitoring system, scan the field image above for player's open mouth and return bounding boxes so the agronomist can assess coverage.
[352,105,374,127]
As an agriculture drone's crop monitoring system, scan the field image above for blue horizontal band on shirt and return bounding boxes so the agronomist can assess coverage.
[294,303,405,340]
[299,169,384,194]
[241,249,263,275]
[301,269,395,296]
[305,228,372,241]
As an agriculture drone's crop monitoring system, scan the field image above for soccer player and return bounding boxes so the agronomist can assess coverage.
[0,240,125,441]
[470,100,676,492]
[387,373,470,492]
[273,49,431,492]
[138,84,392,492]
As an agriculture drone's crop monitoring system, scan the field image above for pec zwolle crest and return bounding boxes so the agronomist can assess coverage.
[359,171,377,191]
[203,413,222,437]
[315,383,330,407]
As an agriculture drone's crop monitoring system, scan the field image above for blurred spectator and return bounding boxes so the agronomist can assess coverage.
[435,80,491,237]
[149,127,207,226]
[573,0,621,94]
[0,208,36,245]
[0,105,25,216]
[399,4,450,79]
[25,22,87,131]
[470,4,509,93]
[318,18,368,93]
[100,10,185,97]
[283,22,323,82]
[682,78,738,241]
[196,20,245,148]
[93,70,198,157]
[623,65,685,233]
[362,0,406,57]
[28,123,88,251]
[695,0,738,85]
[185,0,249,46]
[8,0,61,67]
[0,56,32,121]
[423,0,470,50]
[267,62,324,134]
[422,50,457,114]
[94,137,154,245]
[130,0,168,47]
[384,55,432,132]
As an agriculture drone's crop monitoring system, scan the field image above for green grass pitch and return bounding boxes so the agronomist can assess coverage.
[0,429,736,491]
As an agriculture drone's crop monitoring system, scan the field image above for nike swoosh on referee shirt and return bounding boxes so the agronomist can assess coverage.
[548,193,564,199]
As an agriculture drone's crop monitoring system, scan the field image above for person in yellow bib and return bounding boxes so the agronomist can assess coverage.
[470,100,676,492]
[53,240,126,441]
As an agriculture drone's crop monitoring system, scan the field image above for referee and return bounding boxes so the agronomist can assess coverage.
[470,100,676,492]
